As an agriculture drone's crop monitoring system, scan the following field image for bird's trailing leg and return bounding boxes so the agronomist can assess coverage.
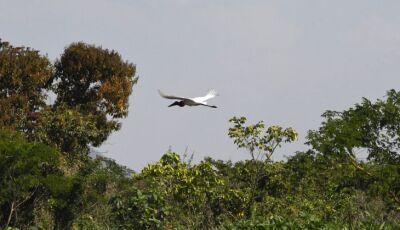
[202,104,217,108]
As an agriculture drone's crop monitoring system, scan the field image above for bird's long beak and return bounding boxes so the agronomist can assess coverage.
[168,101,178,107]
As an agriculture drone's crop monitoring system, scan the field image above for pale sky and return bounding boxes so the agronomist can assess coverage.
[1,0,400,170]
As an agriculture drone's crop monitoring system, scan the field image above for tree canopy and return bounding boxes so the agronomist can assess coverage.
[0,40,399,229]
[0,39,52,132]
[0,39,137,159]
[308,89,400,164]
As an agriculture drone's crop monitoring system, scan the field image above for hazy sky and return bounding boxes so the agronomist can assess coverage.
[1,0,400,170]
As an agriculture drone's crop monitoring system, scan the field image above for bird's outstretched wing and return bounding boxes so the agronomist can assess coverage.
[158,90,188,101]
[192,89,219,103]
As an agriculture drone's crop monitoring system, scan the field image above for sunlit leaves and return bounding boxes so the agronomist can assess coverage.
[135,152,249,227]
[229,116,298,161]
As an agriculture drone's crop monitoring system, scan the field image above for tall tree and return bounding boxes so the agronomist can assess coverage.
[307,90,400,206]
[307,89,400,164]
[0,39,52,133]
[50,42,137,156]
[228,116,298,215]
[228,116,298,161]
[54,42,136,119]
[0,40,137,158]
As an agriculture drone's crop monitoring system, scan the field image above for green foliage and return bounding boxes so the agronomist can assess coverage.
[1,39,399,229]
[229,116,298,161]
[307,89,400,164]
[228,116,299,216]
[0,128,135,229]
[36,105,113,158]
[307,90,400,208]
[51,156,133,229]
[134,152,231,228]
[0,129,60,229]
[110,187,168,230]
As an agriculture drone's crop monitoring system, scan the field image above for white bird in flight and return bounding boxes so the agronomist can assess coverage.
[158,89,218,108]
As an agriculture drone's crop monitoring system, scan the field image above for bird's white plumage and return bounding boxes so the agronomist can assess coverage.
[191,89,218,103]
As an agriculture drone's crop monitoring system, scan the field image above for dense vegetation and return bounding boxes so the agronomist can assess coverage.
[0,40,399,229]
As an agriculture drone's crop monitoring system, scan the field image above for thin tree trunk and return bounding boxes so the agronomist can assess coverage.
[6,201,15,228]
